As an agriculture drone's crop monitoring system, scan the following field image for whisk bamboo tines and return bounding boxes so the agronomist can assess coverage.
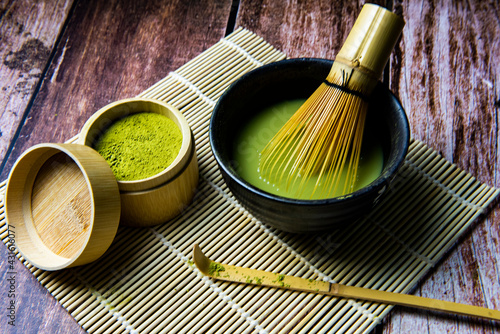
[260,4,405,198]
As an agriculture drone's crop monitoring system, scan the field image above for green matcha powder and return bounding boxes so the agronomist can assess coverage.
[94,112,183,181]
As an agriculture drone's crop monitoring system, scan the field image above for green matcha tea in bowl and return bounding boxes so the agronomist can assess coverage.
[78,98,199,227]
[210,58,410,233]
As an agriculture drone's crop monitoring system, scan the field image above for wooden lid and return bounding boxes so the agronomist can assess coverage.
[5,143,121,271]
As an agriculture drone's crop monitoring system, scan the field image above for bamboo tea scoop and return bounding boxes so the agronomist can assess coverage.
[193,245,500,321]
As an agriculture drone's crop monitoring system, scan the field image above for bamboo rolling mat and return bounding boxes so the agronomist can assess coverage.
[1,28,499,334]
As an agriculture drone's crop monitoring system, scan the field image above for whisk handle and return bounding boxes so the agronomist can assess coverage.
[336,4,405,81]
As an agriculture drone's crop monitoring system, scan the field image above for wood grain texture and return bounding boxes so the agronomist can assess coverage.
[0,0,233,181]
[237,0,386,60]
[391,0,500,180]
[0,0,232,333]
[385,1,500,333]
[0,0,73,172]
[0,243,86,334]
[0,0,499,333]
[31,153,91,258]
[237,1,500,333]
[1,2,82,332]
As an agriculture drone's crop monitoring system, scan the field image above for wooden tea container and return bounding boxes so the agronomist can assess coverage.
[77,98,199,227]
[5,98,198,270]
[5,143,121,270]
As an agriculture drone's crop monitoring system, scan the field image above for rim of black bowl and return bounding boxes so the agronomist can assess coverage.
[210,58,410,206]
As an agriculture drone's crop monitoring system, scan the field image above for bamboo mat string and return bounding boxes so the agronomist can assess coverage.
[405,159,486,211]
[199,174,387,331]
[201,174,331,281]
[370,219,436,266]
[0,28,499,334]
[167,72,217,108]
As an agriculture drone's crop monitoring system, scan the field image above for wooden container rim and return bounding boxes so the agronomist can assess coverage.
[77,98,193,192]
[5,143,121,270]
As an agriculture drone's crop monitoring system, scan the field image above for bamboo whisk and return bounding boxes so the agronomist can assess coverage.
[260,4,405,198]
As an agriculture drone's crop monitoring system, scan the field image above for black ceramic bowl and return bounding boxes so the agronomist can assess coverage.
[210,58,410,233]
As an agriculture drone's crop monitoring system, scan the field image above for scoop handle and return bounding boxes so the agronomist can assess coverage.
[193,244,500,321]
[330,283,500,321]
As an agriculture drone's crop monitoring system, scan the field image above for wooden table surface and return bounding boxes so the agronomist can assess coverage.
[1,0,499,333]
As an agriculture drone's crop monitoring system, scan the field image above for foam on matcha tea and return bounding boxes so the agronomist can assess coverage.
[233,99,384,200]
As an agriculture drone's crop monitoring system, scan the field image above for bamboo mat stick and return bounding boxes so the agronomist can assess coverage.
[77,234,159,293]
[158,284,230,334]
[280,294,326,333]
[295,299,346,334]
[316,304,356,333]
